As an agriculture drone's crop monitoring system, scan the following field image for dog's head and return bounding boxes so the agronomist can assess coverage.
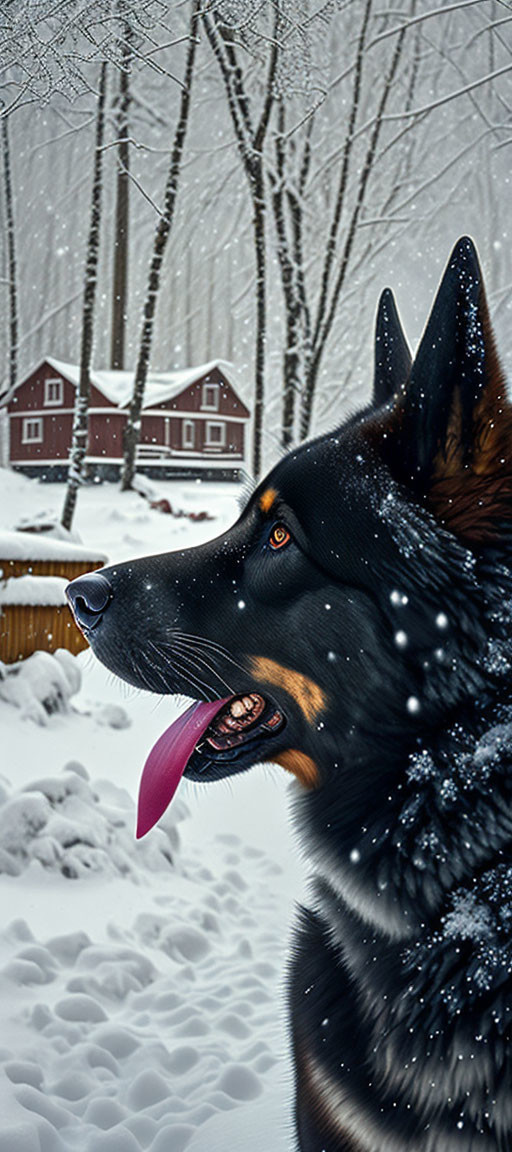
[67,238,512,842]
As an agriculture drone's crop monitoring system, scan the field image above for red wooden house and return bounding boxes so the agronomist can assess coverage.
[5,358,251,481]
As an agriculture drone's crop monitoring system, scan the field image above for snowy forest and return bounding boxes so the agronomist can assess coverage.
[1,0,512,481]
[1,4,512,1152]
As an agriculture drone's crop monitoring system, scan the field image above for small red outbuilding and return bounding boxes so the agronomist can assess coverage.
[6,358,251,480]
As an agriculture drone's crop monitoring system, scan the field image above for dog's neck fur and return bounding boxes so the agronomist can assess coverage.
[291,548,512,1147]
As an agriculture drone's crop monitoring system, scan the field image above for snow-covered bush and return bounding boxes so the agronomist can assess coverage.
[14,512,83,542]
[0,762,189,880]
[0,649,81,725]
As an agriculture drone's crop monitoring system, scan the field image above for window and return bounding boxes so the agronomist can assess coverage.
[182,420,195,449]
[202,383,219,411]
[44,377,63,406]
[22,417,43,444]
[205,421,225,448]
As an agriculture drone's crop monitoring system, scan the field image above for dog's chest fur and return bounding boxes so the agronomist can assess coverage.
[290,672,512,1151]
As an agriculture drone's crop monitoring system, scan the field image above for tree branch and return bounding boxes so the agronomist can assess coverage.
[301,23,407,438]
[311,0,372,355]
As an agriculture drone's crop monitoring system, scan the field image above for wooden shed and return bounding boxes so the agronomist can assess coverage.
[0,532,106,664]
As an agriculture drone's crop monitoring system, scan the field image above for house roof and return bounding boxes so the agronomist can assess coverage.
[8,357,247,412]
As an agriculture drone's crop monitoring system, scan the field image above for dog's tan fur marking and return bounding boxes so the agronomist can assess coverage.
[274,749,320,790]
[248,656,327,723]
[429,341,512,543]
[296,1041,366,1151]
[259,487,278,514]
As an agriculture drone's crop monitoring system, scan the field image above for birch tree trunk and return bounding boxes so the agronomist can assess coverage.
[1,112,18,403]
[61,63,107,531]
[120,2,200,492]
[110,33,131,371]
[202,8,278,480]
[251,167,266,476]
[270,101,312,449]
[185,243,193,366]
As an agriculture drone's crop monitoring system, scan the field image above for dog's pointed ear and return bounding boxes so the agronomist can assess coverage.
[374,237,512,544]
[372,288,411,407]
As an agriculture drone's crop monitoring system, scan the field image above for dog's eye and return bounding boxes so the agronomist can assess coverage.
[269,523,291,550]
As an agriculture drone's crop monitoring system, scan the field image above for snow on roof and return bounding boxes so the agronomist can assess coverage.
[44,358,240,409]
[0,530,106,563]
[0,574,68,606]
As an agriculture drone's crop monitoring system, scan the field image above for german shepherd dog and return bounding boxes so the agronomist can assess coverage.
[67,237,512,1151]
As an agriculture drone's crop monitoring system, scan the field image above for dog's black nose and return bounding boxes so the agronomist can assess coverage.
[66,572,112,631]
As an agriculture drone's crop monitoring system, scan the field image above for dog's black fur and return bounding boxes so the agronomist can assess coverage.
[68,238,512,1150]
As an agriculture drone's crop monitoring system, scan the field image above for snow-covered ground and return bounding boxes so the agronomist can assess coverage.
[0,469,304,1152]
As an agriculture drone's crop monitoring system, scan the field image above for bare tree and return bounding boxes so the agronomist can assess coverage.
[1,112,18,402]
[300,22,407,439]
[110,29,132,370]
[0,0,177,115]
[4,0,512,482]
[262,2,408,445]
[269,98,312,449]
[120,0,201,491]
[202,5,279,480]
[61,63,108,531]
[233,1,511,450]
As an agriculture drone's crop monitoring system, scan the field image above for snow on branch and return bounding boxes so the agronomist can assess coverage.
[368,0,485,49]
[382,61,512,121]
[0,0,178,113]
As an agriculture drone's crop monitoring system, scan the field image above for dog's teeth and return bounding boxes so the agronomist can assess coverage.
[223,716,240,730]
[242,695,255,711]
[230,699,247,718]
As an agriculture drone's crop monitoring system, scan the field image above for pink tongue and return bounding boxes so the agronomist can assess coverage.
[136,698,231,839]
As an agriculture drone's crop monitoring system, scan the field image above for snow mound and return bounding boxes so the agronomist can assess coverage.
[0,832,292,1152]
[14,511,83,542]
[0,764,189,880]
[0,649,81,725]
[132,473,158,500]
[95,703,131,730]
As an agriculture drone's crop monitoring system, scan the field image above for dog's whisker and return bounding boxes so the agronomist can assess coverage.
[138,650,173,697]
[145,641,184,692]
[159,636,247,684]
[148,640,216,702]
[166,632,250,678]
[171,639,236,695]
[172,653,234,696]
[135,658,162,696]
[137,646,186,703]
[167,654,214,695]
[175,632,241,664]
[120,649,146,691]
[172,663,216,702]
[188,645,249,679]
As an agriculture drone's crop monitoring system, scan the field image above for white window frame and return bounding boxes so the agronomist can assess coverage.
[182,419,195,449]
[22,417,43,444]
[202,382,219,411]
[44,377,63,406]
[205,420,225,448]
